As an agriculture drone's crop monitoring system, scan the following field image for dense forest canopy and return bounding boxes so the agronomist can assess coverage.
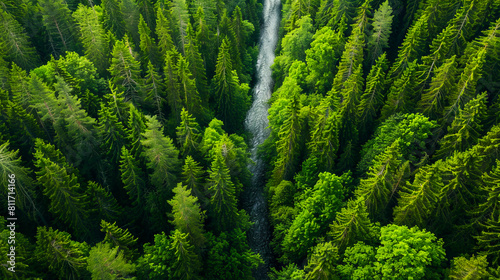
[0,0,499,279]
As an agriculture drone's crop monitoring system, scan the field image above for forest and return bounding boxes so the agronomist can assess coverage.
[0,0,500,279]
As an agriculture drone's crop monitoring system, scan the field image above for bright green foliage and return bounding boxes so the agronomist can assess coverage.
[86,181,121,224]
[168,183,206,247]
[304,242,339,280]
[33,139,88,233]
[0,8,38,69]
[39,0,77,57]
[475,217,500,266]
[358,53,388,139]
[355,140,406,217]
[102,0,126,38]
[139,232,174,279]
[176,108,201,157]
[155,8,176,56]
[393,164,443,227]
[329,198,376,252]
[207,152,240,232]
[205,229,263,280]
[305,26,344,94]
[0,142,37,215]
[380,60,418,120]
[141,115,180,189]
[119,146,145,208]
[143,60,165,120]
[170,229,202,280]
[121,0,141,46]
[337,241,377,279]
[137,0,155,30]
[87,242,137,280]
[448,255,490,280]
[367,1,393,65]
[213,38,250,132]
[100,220,138,260]
[170,0,190,52]
[471,161,500,224]
[0,219,33,277]
[418,55,458,120]
[127,104,147,158]
[435,92,487,159]
[308,104,338,172]
[181,156,205,199]
[138,15,160,69]
[337,64,363,151]
[73,5,109,75]
[98,102,128,164]
[357,113,436,175]
[283,172,346,262]
[269,264,306,280]
[109,37,143,104]
[272,95,303,183]
[35,227,88,280]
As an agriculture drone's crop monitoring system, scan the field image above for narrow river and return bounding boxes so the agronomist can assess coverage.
[243,0,281,277]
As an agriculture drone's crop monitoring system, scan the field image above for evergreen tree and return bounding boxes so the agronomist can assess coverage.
[127,104,147,158]
[169,229,202,280]
[448,255,490,280]
[119,146,145,209]
[168,183,206,247]
[38,0,78,57]
[138,14,160,69]
[304,242,339,280]
[176,108,201,157]
[177,56,203,119]
[87,242,136,280]
[367,1,393,65]
[0,8,39,69]
[181,156,205,199]
[100,220,138,260]
[185,23,209,103]
[164,51,182,121]
[143,61,165,120]
[171,0,190,53]
[102,0,127,38]
[35,227,87,280]
[86,181,121,224]
[308,102,338,171]
[380,60,418,120]
[155,8,176,56]
[98,103,128,164]
[109,37,144,105]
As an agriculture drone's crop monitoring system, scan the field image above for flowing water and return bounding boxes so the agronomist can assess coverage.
[243,0,281,278]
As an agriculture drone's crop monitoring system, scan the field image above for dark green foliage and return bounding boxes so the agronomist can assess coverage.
[38,0,78,57]
[448,255,490,280]
[100,220,138,260]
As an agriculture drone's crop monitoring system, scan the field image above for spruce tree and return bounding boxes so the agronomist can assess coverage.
[101,0,126,38]
[38,0,78,57]
[181,156,205,199]
[87,243,136,280]
[177,56,203,120]
[86,181,121,224]
[138,14,160,69]
[100,220,138,260]
[119,146,145,209]
[143,60,165,120]
[304,242,339,280]
[367,1,393,65]
[176,108,201,157]
[169,229,202,280]
[185,23,209,103]
[164,51,182,121]
[126,104,147,159]
[98,103,128,164]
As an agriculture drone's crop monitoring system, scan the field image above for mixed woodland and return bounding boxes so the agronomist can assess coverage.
[0,0,500,279]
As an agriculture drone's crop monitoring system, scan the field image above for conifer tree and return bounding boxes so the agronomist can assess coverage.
[87,243,136,280]
[448,255,490,280]
[109,37,143,105]
[141,115,180,189]
[33,139,88,234]
[194,6,215,76]
[329,198,376,252]
[176,108,201,157]
[98,103,128,164]
[168,183,206,247]
[367,1,393,65]
[120,0,141,47]
[181,156,205,199]
[164,51,182,121]
[86,181,121,224]
[208,153,240,232]
[470,161,500,225]
[100,220,138,260]
[101,0,126,38]
[35,227,87,280]
[177,56,203,119]
[171,0,190,53]
[155,8,176,57]
[137,0,155,31]
[435,92,487,159]
[127,104,147,158]
[304,242,339,280]
[39,0,78,57]
[185,23,209,103]
[380,60,418,120]
[308,103,338,172]
[119,146,145,209]
[138,14,160,69]
[8,63,32,110]
[169,229,202,280]
[73,5,110,75]
[143,60,165,120]
[0,8,39,69]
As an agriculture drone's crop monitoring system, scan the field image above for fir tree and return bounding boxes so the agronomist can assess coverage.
[86,181,121,225]
[98,103,128,164]
[169,229,202,280]
[181,156,205,200]
[177,56,203,119]
[87,243,136,280]
[304,242,339,280]
[367,1,393,65]
[100,220,138,260]
[138,14,160,69]
[101,0,126,38]
[176,108,201,157]
[143,60,165,120]
[119,146,145,209]
[39,0,78,57]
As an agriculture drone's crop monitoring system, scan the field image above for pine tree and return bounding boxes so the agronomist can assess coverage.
[168,183,206,247]
[181,156,205,199]
[73,5,110,75]
[304,242,339,280]
[35,227,87,280]
[329,198,376,252]
[100,220,138,260]
[119,146,145,209]
[98,103,128,164]
[143,60,165,120]
[194,6,215,77]
[33,139,88,234]
[208,153,240,232]
[141,115,180,189]
[367,1,393,65]
[418,55,458,120]
[138,14,160,69]
[101,0,126,38]
[169,229,202,280]
[176,108,201,157]
[272,95,303,183]
[109,36,144,105]
[0,8,39,69]
[39,0,78,57]
[435,92,487,159]
[87,243,136,280]
[358,53,388,140]
[356,140,405,217]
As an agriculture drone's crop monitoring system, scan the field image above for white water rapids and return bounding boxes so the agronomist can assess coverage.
[243,0,281,277]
